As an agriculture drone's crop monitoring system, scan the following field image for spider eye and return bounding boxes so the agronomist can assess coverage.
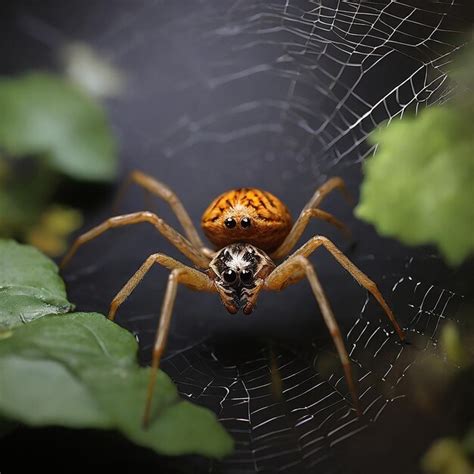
[222,269,237,283]
[241,217,251,228]
[240,269,253,283]
[225,217,236,229]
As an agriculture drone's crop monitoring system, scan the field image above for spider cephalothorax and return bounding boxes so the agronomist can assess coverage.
[61,170,405,427]
[209,243,275,314]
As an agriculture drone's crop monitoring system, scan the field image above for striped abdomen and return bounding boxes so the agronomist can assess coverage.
[201,188,292,252]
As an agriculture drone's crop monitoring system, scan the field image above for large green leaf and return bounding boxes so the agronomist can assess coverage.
[0,73,117,181]
[0,240,73,329]
[86,367,234,457]
[0,312,233,458]
[0,240,233,457]
[355,106,474,265]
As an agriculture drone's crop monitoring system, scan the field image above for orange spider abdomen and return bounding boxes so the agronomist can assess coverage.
[201,188,292,252]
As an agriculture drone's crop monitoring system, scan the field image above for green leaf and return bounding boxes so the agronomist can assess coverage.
[0,73,117,181]
[0,312,233,458]
[0,356,112,428]
[85,366,233,457]
[0,239,74,329]
[356,106,474,265]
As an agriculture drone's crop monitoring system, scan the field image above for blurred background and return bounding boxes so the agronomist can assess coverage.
[1,1,474,473]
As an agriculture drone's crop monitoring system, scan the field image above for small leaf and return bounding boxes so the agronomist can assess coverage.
[0,239,73,329]
[25,205,83,257]
[421,438,472,474]
[0,73,117,181]
[0,312,234,458]
[356,106,474,265]
[440,321,468,367]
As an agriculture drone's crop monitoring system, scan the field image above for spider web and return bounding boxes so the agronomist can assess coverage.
[124,255,463,473]
[26,0,472,472]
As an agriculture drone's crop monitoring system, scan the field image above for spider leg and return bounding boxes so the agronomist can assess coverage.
[303,177,353,212]
[108,253,212,321]
[270,177,352,260]
[143,266,214,427]
[265,255,361,415]
[114,170,213,255]
[60,211,210,269]
[290,235,405,341]
[270,209,350,260]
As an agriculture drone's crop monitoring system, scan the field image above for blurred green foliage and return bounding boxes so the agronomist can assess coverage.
[422,438,472,474]
[356,40,474,472]
[0,73,117,181]
[440,321,470,367]
[419,314,474,473]
[356,44,474,265]
[0,69,119,255]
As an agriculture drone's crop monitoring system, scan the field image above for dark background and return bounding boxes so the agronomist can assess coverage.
[1,1,474,473]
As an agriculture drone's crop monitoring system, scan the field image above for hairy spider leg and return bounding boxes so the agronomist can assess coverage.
[114,170,214,257]
[271,177,353,260]
[108,253,208,321]
[60,211,210,269]
[271,208,350,260]
[303,177,354,212]
[291,235,405,341]
[140,266,214,427]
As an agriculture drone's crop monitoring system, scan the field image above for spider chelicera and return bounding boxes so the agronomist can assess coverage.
[61,170,405,426]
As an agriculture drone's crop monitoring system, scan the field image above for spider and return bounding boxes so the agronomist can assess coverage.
[61,170,405,427]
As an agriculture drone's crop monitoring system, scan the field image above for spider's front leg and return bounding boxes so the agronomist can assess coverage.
[143,265,214,427]
[291,235,405,341]
[60,211,210,269]
[114,170,213,256]
[264,255,361,415]
[270,177,353,260]
[108,253,208,321]
[109,253,215,427]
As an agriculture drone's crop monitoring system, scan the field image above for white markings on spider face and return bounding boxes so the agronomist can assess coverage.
[210,243,274,311]
[222,246,254,273]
